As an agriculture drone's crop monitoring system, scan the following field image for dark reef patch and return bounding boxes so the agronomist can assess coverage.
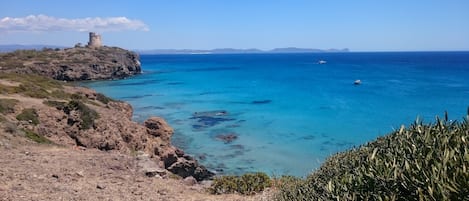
[166,82,184,85]
[112,79,163,86]
[225,124,241,128]
[135,106,165,111]
[164,102,185,109]
[229,144,245,150]
[251,100,272,104]
[301,135,316,141]
[228,100,273,105]
[214,133,238,144]
[193,110,228,117]
[120,94,153,100]
[190,110,235,130]
[183,66,240,72]
[199,91,224,95]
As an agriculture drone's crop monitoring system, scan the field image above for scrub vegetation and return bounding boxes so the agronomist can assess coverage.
[275,113,469,200]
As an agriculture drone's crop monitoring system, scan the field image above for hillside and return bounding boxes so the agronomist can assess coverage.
[0,73,276,200]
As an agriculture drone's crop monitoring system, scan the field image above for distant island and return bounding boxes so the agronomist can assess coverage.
[0,44,349,55]
[136,47,350,55]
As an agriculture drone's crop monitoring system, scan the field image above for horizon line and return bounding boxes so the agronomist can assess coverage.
[1,44,468,53]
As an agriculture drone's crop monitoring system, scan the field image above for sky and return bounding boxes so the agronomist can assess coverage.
[0,0,468,51]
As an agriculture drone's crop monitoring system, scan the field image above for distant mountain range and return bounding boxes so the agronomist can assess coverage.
[136,47,350,54]
[0,44,349,54]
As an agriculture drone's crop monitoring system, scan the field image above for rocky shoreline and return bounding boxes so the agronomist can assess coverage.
[0,45,217,181]
[0,73,214,181]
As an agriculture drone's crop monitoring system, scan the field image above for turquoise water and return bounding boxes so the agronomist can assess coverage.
[84,52,469,176]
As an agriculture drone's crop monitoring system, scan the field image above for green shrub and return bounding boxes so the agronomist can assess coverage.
[16,108,39,125]
[64,100,99,130]
[275,114,469,201]
[273,176,311,201]
[43,100,67,109]
[0,84,17,94]
[9,73,63,90]
[96,93,113,104]
[209,172,271,195]
[70,93,83,100]
[0,98,18,114]
[23,129,52,144]
[49,89,71,99]
[0,73,64,99]
[15,83,50,98]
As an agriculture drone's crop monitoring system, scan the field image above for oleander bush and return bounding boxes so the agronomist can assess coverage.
[275,113,469,201]
[16,108,39,125]
[209,172,272,195]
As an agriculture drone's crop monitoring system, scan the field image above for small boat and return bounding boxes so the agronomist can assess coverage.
[354,79,362,85]
[318,60,327,64]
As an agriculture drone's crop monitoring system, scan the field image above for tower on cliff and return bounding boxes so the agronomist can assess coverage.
[87,32,102,48]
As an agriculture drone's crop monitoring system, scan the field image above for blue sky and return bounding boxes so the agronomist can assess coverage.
[1,0,468,51]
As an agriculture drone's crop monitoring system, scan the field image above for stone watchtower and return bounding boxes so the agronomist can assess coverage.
[87,32,102,48]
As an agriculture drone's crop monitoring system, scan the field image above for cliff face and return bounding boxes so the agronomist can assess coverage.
[0,46,141,81]
[0,73,213,181]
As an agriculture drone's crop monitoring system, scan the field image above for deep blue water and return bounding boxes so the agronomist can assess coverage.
[84,52,469,176]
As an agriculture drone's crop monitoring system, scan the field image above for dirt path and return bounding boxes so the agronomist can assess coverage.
[0,134,271,201]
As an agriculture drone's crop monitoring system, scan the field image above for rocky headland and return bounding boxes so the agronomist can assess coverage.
[0,46,141,81]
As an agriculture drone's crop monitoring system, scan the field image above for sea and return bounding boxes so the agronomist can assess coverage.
[83,52,469,177]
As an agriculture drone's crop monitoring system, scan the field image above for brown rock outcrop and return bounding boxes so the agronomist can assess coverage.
[145,117,174,140]
[144,117,215,181]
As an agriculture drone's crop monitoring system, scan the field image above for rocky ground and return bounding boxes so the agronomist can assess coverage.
[0,131,271,201]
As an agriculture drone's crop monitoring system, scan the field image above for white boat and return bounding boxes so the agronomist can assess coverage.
[318,60,327,64]
[354,79,362,85]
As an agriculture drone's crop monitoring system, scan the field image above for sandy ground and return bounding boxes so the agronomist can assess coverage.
[0,132,272,201]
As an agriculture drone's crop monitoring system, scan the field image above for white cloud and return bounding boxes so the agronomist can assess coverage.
[0,14,149,33]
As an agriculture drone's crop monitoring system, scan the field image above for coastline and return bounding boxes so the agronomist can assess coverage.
[2,46,469,200]
[0,46,217,181]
